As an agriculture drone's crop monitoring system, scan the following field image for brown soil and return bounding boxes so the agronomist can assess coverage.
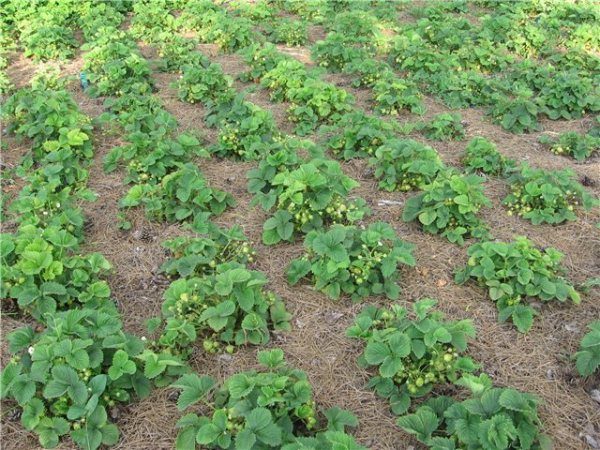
[2,17,600,450]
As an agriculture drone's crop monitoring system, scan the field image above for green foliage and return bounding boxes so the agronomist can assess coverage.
[344,58,391,88]
[322,110,396,160]
[247,138,320,210]
[211,104,279,160]
[287,222,415,301]
[171,350,364,449]
[267,18,308,46]
[1,225,113,321]
[538,131,599,161]
[287,79,354,135]
[238,43,287,83]
[3,85,92,149]
[370,139,445,192]
[82,32,152,97]
[574,321,600,376]
[120,164,234,224]
[177,63,234,106]
[261,59,310,102]
[537,70,599,120]
[311,33,372,72]
[403,173,491,245]
[208,14,256,53]
[0,308,181,450]
[21,25,77,61]
[397,379,551,450]
[156,37,207,73]
[462,137,515,176]
[105,133,206,186]
[488,91,540,133]
[347,300,476,415]
[156,265,291,357]
[455,237,581,333]
[160,225,256,279]
[503,164,596,224]
[261,159,369,244]
[372,75,424,116]
[420,113,465,141]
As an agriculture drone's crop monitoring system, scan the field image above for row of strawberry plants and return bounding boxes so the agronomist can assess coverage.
[2,0,132,62]
[0,70,185,450]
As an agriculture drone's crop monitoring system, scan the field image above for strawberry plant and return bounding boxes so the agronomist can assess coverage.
[78,3,124,40]
[283,0,332,22]
[8,184,87,238]
[503,164,596,224]
[3,85,92,149]
[160,225,256,279]
[207,14,255,53]
[287,222,415,301]
[1,225,114,321]
[397,375,551,450]
[105,133,207,186]
[21,25,77,61]
[211,104,279,160]
[261,59,310,102]
[120,163,234,225]
[430,70,494,109]
[538,131,599,161]
[155,263,291,357]
[488,90,540,133]
[82,33,152,97]
[156,37,206,73]
[176,0,220,35]
[420,113,465,141]
[403,173,491,245]
[455,237,581,333]
[311,33,371,72]
[575,321,600,376]
[238,43,287,83]
[346,299,477,415]
[262,159,369,244]
[177,63,234,106]
[287,79,354,135]
[171,349,364,449]
[321,110,396,160]
[372,75,424,116]
[100,83,177,137]
[462,137,516,176]
[370,139,445,192]
[343,58,391,88]
[537,70,599,120]
[0,308,182,450]
[267,18,308,46]
[247,137,321,210]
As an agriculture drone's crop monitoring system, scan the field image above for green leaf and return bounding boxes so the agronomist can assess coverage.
[512,306,535,333]
[286,259,311,285]
[171,374,216,411]
[257,349,285,368]
[364,341,390,365]
[396,407,439,441]
[196,423,221,445]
